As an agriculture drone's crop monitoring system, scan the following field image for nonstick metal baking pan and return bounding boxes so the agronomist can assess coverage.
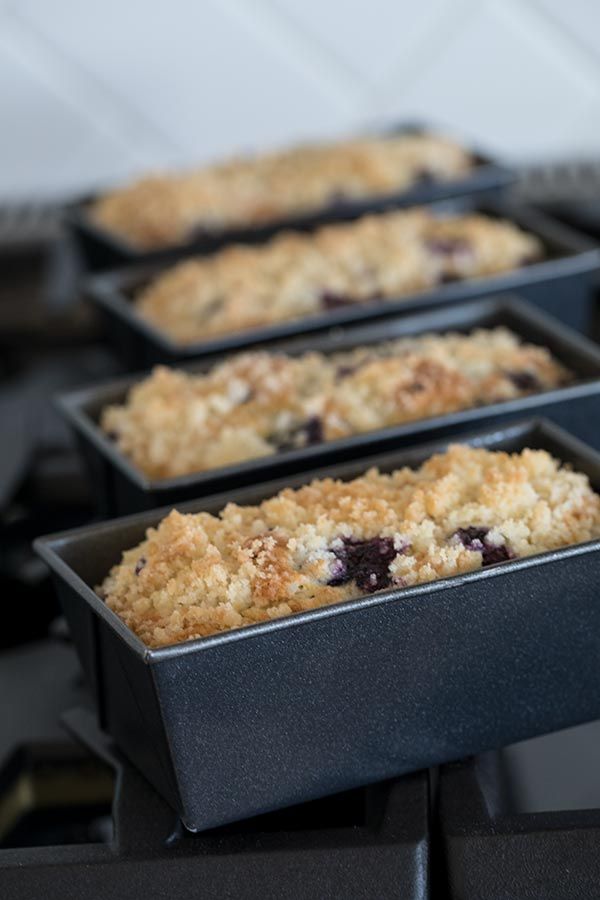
[85,198,600,370]
[35,419,600,831]
[58,295,600,516]
[67,123,514,272]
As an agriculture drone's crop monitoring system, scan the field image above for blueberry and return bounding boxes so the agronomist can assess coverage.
[480,544,514,565]
[321,290,353,310]
[304,416,323,445]
[134,557,147,576]
[426,237,471,256]
[453,527,514,566]
[438,272,460,284]
[519,253,540,267]
[506,370,540,392]
[322,289,384,311]
[335,364,358,379]
[106,430,118,441]
[454,526,488,548]
[188,224,217,242]
[414,168,434,185]
[328,190,348,206]
[274,416,323,452]
[328,536,402,592]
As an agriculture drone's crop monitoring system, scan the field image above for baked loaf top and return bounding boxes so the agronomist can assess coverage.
[133,208,543,344]
[91,133,473,248]
[98,445,600,648]
[101,328,570,480]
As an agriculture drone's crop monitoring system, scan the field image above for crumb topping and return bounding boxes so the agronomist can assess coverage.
[98,445,600,647]
[91,133,473,248]
[101,328,570,480]
[133,209,543,344]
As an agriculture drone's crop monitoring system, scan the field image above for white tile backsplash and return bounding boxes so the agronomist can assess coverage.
[272,0,450,87]
[534,0,600,67]
[1,0,600,198]
[377,2,598,161]
[0,36,139,198]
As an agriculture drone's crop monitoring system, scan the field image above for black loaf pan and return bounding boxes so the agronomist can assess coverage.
[85,197,600,371]
[58,295,600,516]
[35,418,600,831]
[67,122,514,271]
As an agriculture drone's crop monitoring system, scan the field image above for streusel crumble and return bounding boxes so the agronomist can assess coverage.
[101,328,570,479]
[91,133,472,248]
[98,445,600,647]
[134,209,543,344]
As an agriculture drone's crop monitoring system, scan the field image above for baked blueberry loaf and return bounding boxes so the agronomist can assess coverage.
[101,328,569,479]
[98,445,600,647]
[134,209,543,344]
[91,133,472,249]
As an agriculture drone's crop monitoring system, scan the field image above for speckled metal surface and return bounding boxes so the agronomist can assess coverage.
[35,419,600,831]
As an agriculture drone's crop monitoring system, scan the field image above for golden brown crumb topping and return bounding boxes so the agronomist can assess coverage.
[101,328,569,480]
[133,209,542,344]
[98,445,600,648]
[91,133,473,248]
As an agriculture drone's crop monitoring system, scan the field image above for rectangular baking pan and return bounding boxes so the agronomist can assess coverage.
[58,295,600,516]
[35,418,600,831]
[66,122,514,272]
[85,197,600,370]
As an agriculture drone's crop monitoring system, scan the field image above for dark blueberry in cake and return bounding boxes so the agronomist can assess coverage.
[438,272,460,284]
[328,536,401,592]
[506,370,540,392]
[519,253,540,267]
[414,168,434,185]
[134,557,147,576]
[304,416,323,445]
[405,380,425,393]
[106,430,118,441]
[335,364,358,379]
[426,236,472,256]
[454,526,488,550]
[479,543,514,565]
[453,526,514,566]
[188,224,219,242]
[328,190,349,206]
[274,416,323,451]
[321,290,354,310]
[335,359,371,379]
[426,237,471,256]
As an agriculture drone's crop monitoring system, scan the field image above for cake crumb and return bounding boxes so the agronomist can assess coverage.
[98,445,600,648]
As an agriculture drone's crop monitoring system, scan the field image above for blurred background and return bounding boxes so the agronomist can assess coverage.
[1,0,600,200]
